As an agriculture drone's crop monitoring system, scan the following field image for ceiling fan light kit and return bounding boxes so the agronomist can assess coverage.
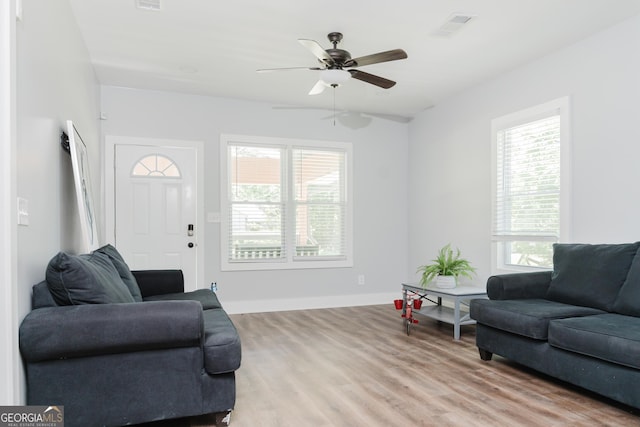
[319,69,351,85]
[258,32,407,96]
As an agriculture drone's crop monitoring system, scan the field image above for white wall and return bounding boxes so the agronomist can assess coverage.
[408,14,640,286]
[101,88,410,312]
[12,0,100,401]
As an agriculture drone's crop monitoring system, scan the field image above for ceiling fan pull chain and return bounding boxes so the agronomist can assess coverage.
[333,87,336,126]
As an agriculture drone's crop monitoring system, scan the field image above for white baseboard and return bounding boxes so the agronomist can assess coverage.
[222,292,400,315]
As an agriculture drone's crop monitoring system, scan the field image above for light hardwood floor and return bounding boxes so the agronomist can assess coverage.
[149,305,639,426]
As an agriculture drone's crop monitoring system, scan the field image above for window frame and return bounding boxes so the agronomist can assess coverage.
[491,97,571,273]
[220,134,353,271]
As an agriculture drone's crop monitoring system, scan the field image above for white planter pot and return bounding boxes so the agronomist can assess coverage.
[436,275,456,288]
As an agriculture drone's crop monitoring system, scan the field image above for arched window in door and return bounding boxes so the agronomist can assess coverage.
[131,154,181,177]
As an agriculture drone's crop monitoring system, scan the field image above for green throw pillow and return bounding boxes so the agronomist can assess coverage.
[46,251,135,305]
[546,242,640,311]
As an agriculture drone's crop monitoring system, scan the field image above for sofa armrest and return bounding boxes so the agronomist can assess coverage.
[487,271,553,300]
[132,269,185,297]
[19,300,203,363]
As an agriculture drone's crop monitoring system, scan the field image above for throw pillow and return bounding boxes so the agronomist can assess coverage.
[95,244,143,302]
[546,242,640,311]
[46,251,135,305]
[612,249,640,316]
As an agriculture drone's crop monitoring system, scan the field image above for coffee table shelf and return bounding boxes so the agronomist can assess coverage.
[401,283,487,340]
[415,305,471,325]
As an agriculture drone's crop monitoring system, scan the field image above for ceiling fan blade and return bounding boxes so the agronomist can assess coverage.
[348,70,396,89]
[344,49,407,68]
[298,39,335,66]
[257,66,323,73]
[308,80,327,95]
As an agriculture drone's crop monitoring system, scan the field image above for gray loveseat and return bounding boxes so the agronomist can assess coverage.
[19,245,241,427]
[470,242,640,410]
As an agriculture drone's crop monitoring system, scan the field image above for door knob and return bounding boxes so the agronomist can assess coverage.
[188,242,194,248]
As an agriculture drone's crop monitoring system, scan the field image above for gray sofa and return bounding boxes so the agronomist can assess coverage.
[19,245,241,427]
[470,242,640,410]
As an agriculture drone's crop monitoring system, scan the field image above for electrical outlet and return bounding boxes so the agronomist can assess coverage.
[358,275,365,285]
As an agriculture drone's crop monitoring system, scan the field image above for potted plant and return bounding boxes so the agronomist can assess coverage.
[416,244,476,288]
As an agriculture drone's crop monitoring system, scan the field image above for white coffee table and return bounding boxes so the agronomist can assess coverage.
[401,283,488,340]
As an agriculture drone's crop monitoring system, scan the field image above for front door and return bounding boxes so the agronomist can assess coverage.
[114,143,199,289]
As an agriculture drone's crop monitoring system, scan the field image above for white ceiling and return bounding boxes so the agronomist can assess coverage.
[69,0,640,120]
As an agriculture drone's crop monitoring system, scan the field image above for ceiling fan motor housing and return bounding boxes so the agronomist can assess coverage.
[325,49,351,68]
[324,32,351,68]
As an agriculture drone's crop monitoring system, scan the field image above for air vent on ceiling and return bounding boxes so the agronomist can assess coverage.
[432,13,476,37]
[136,0,161,11]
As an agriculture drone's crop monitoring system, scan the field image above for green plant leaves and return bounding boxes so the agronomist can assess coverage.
[416,244,476,287]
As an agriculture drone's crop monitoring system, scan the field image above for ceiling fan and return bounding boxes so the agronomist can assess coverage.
[257,32,408,95]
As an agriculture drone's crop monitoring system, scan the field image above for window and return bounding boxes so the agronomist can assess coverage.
[492,97,571,271]
[132,154,181,177]
[220,135,353,270]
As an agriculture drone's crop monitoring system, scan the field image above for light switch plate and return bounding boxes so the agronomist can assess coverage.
[17,197,29,226]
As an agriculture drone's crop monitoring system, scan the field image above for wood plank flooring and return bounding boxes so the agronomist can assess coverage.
[148,305,640,426]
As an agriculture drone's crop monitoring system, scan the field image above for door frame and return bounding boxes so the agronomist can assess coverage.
[1,0,19,405]
[105,136,205,291]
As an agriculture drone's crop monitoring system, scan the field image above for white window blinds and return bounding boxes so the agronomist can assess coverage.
[221,135,353,270]
[228,144,285,260]
[493,106,564,269]
[293,148,346,259]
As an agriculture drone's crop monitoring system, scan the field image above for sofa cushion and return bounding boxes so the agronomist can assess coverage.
[202,309,242,374]
[470,298,605,340]
[612,249,640,317]
[549,313,640,370]
[95,244,143,302]
[46,251,135,305]
[144,289,222,310]
[546,242,640,311]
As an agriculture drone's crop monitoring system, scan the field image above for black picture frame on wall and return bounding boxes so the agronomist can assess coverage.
[67,120,99,253]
